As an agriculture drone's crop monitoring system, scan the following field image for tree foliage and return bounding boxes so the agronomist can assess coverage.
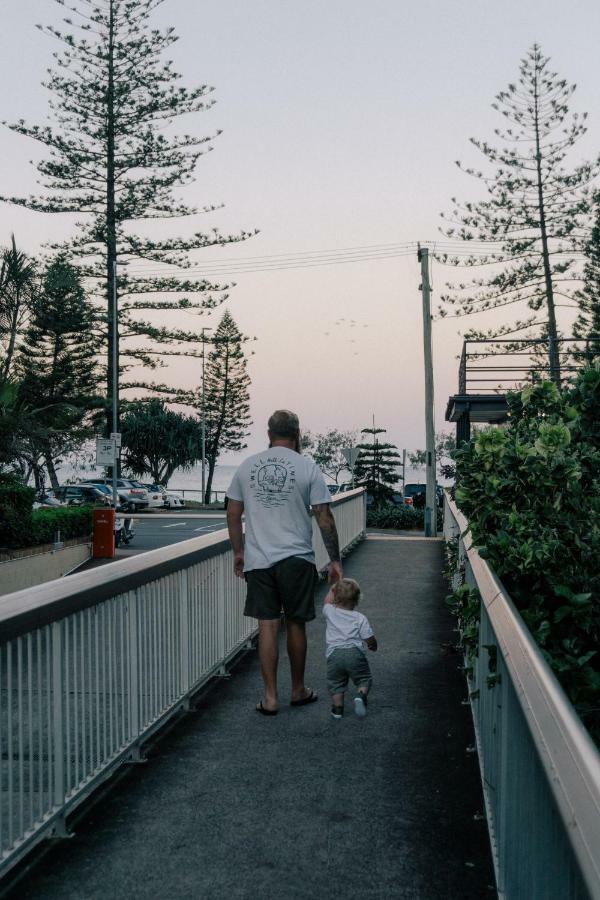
[1,0,256,428]
[121,398,200,484]
[354,426,400,504]
[409,433,456,476]
[453,371,600,741]
[302,429,358,483]
[0,237,37,386]
[15,258,102,489]
[574,191,600,354]
[439,44,599,383]
[197,311,252,503]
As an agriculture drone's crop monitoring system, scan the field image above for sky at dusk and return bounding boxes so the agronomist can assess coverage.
[1,0,599,460]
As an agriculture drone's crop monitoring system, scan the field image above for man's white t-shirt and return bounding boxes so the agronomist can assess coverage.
[322,604,374,658]
[226,447,331,572]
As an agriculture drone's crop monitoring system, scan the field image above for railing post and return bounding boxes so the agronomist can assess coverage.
[179,569,190,698]
[127,591,140,739]
[51,621,65,815]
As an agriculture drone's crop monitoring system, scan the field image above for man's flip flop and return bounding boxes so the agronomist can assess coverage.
[290,690,318,707]
[256,701,278,716]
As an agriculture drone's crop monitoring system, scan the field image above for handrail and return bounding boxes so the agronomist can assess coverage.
[445,493,600,899]
[0,487,365,642]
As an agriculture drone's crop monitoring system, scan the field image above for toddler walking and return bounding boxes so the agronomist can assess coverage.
[323,578,377,719]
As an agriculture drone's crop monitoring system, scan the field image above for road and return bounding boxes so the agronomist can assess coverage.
[78,512,228,571]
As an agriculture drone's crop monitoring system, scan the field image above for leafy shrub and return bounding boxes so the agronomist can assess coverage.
[30,506,94,546]
[446,584,481,676]
[367,504,443,531]
[0,476,35,548]
[454,369,600,739]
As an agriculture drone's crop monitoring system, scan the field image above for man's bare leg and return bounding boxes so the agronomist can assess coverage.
[287,619,315,702]
[257,619,280,712]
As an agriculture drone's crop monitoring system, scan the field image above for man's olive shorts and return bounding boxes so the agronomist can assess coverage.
[244,556,318,622]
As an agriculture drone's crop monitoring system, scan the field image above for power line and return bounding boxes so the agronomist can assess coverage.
[114,237,585,280]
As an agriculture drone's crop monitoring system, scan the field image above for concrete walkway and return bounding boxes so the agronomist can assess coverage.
[14,537,495,900]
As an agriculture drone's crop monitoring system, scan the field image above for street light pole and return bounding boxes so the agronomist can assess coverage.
[201,327,212,504]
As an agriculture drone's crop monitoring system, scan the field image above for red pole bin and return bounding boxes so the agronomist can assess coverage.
[93,508,116,558]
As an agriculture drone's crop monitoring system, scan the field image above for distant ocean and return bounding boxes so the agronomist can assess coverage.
[54,461,238,497]
[53,459,427,496]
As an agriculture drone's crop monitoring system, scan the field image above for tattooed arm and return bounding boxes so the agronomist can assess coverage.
[312,503,343,583]
[226,499,245,578]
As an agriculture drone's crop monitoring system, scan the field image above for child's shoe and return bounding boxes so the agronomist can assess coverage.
[353,694,368,718]
[331,704,344,720]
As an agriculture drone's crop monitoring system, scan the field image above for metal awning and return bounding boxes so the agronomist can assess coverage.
[445,393,508,424]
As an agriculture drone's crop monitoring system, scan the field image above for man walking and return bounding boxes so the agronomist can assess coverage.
[226,409,343,715]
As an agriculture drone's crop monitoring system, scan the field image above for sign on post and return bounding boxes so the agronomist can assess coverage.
[341,447,360,469]
[341,447,360,488]
[110,432,122,448]
[96,438,116,467]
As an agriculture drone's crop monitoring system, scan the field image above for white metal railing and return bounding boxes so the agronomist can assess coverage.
[0,489,365,880]
[444,493,600,900]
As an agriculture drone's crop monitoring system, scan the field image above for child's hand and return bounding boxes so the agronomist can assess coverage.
[366,635,378,652]
[324,588,335,605]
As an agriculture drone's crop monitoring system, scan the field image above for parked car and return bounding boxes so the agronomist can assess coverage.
[403,483,444,508]
[54,484,112,507]
[131,481,164,509]
[33,490,65,509]
[82,478,149,511]
[163,490,185,509]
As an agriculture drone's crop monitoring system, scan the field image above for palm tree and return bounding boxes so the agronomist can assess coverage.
[0,236,37,386]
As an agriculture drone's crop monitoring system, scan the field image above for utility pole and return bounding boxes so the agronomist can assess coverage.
[201,326,212,504]
[418,245,437,537]
[111,259,119,507]
[402,448,406,496]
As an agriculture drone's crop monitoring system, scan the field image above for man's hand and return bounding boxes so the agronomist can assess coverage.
[234,552,245,579]
[328,560,343,584]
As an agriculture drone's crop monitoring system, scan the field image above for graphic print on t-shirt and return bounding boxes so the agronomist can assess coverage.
[250,454,297,508]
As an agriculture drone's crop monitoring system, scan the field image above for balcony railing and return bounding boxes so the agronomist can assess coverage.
[457,337,600,394]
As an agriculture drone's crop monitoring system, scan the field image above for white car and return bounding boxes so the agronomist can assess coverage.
[140,483,167,509]
[163,491,185,509]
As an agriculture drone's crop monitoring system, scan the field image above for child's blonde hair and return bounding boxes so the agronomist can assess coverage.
[333,578,361,610]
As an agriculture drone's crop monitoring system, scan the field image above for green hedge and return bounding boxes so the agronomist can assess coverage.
[30,507,94,546]
[0,478,35,548]
[367,504,443,531]
[452,370,600,742]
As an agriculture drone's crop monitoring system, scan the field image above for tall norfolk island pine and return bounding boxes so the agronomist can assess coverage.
[198,311,252,504]
[1,0,255,430]
[439,44,599,384]
[574,192,600,350]
[354,426,401,505]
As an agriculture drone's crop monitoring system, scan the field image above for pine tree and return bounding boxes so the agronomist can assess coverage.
[439,44,599,385]
[574,192,600,357]
[198,311,252,503]
[354,426,400,505]
[16,258,102,489]
[1,0,256,431]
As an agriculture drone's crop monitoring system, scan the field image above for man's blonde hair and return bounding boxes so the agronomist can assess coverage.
[333,578,361,610]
